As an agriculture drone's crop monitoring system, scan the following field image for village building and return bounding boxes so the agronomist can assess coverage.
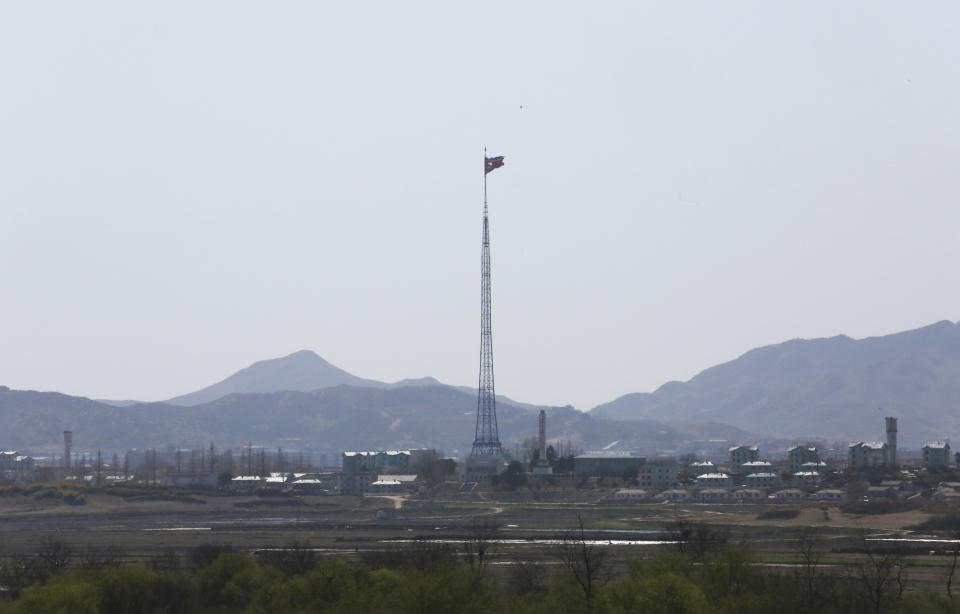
[922,442,951,470]
[654,489,692,501]
[741,461,775,474]
[773,489,806,501]
[792,471,821,486]
[745,472,782,488]
[688,461,716,476]
[695,473,733,489]
[729,445,759,473]
[787,446,820,473]
[698,488,731,501]
[848,442,889,468]
[613,489,649,501]
[573,452,678,488]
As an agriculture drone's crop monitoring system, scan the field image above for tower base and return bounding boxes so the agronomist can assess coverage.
[532,462,553,476]
[465,453,506,482]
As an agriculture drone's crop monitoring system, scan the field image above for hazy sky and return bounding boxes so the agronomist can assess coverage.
[2,2,959,410]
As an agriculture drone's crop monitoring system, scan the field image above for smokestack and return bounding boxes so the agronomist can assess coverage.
[886,416,898,467]
[63,431,72,469]
[538,410,546,460]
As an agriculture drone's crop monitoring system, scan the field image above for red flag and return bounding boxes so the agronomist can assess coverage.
[484,155,504,174]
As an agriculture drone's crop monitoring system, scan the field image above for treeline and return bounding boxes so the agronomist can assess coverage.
[0,525,957,613]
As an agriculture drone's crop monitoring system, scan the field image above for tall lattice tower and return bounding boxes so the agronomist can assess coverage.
[471,153,505,457]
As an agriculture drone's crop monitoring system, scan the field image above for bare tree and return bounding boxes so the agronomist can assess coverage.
[852,535,907,614]
[555,515,609,614]
[462,517,501,571]
[35,537,72,578]
[664,518,730,559]
[257,540,318,577]
[943,531,960,614]
[78,544,121,570]
[793,526,833,612]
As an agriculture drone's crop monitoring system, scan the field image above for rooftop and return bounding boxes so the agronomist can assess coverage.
[576,451,642,459]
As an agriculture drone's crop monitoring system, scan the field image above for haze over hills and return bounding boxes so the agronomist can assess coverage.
[11,319,960,455]
[162,349,535,409]
[0,384,753,457]
[164,350,383,406]
[591,320,960,446]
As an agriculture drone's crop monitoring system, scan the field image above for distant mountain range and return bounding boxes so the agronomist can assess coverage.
[159,349,533,409]
[9,320,960,455]
[163,350,382,406]
[0,384,752,458]
[591,320,960,446]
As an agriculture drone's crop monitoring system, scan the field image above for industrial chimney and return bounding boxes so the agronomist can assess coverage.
[538,410,546,461]
[534,409,552,475]
[63,431,72,469]
[885,416,898,467]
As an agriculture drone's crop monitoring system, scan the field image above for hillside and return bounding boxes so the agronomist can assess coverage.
[162,350,535,409]
[591,320,960,445]
[164,350,384,406]
[0,385,753,457]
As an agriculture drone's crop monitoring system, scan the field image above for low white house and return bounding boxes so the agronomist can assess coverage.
[741,461,775,474]
[688,461,716,476]
[655,489,692,501]
[166,471,218,488]
[366,479,404,495]
[696,473,733,489]
[793,471,821,486]
[230,476,262,491]
[814,489,846,501]
[614,489,649,501]
[698,488,731,501]
[773,489,806,500]
[734,489,766,501]
[745,472,782,488]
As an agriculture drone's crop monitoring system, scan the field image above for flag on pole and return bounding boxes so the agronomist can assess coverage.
[484,155,505,174]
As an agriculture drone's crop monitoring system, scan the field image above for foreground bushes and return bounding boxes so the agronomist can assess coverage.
[0,536,959,614]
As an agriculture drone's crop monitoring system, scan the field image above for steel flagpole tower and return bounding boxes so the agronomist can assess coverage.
[472,149,504,456]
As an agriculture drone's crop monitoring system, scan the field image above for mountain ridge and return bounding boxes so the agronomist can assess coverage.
[0,384,754,458]
[591,320,960,445]
[162,350,537,410]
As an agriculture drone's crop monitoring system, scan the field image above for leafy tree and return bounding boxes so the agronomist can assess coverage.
[196,552,281,614]
[256,541,317,578]
[606,571,709,614]
[189,542,235,570]
[247,559,371,614]
[529,448,541,472]
[500,461,527,490]
[12,575,98,614]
